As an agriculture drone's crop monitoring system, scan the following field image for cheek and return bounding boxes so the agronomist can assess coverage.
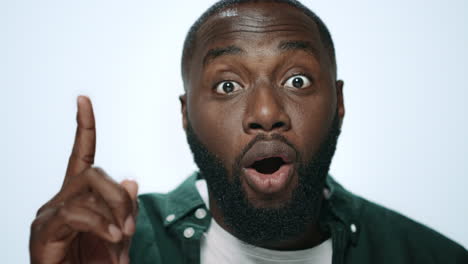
[188,97,248,168]
[287,91,336,161]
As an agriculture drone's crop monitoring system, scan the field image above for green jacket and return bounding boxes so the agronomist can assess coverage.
[130,172,467,263]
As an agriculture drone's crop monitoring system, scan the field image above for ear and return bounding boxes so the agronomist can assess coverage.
[336,80,345,128]
[179,94,188,131]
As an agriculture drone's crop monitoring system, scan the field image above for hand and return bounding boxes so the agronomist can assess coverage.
[30,96,138,264]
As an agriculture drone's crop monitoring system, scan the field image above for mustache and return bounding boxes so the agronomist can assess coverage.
[235,133,300,167]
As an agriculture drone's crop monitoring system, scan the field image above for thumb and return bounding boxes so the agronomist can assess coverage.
[120,179,139,201]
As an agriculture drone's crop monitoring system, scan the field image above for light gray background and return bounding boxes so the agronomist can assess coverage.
[2,0,467,262]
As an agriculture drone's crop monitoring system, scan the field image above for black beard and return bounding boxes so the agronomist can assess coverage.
[185,112,341,246]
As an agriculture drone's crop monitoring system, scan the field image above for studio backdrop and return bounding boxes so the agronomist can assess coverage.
[1,0,467,262]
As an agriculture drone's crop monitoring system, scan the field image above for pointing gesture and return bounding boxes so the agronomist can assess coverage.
[65,95,96,181]
[30,96,138,264]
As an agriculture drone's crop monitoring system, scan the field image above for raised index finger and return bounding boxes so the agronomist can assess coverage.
[65,95,96,180]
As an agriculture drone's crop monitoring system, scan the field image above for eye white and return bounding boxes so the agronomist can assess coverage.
[284,75,311,89]
[215,81,242,94]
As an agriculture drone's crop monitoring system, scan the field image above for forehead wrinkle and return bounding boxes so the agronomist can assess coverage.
[196,31,325,73]
[199,21,317,52]
[188,4,333,81]
[202,29,314,48]
[234,23,312,32]
[200,21,313,41]
[197,11,316,47]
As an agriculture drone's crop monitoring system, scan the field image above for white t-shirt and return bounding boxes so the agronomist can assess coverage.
[195,179,333,264]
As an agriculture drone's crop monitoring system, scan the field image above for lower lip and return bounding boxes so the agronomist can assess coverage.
[243,164,293,194]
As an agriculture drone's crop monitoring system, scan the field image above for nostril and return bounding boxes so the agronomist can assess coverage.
[248,121,285,131]
[249,123,262,130]
[272,121,285,129]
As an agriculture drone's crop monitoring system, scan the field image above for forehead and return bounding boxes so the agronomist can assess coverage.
[194,2,325,59]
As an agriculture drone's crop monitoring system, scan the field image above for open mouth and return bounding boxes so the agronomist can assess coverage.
[240,140,296,194]
[249,156,286,174]
[243,155,293,194]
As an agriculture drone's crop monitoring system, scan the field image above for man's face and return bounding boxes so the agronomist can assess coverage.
[181,2,344,245]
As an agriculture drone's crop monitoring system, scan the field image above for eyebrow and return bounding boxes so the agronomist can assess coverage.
[202,45,245,66]
[202,41,318,67]
[277,40,319,57]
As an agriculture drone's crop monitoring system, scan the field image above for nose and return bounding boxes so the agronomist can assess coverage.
[242,85,291,134]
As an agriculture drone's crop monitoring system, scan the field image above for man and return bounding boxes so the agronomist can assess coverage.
[29,0,467,263]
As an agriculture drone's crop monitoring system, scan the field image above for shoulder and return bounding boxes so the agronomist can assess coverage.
[326,176,467,263]
[352,192,467,262]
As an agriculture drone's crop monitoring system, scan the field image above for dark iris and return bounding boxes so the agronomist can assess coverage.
[292,77,304,88]
[223,82,234,93]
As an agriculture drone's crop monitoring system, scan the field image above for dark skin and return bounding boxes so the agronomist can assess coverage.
[29,2,345,263]
[180,3,345,250]
[29,96,138,264]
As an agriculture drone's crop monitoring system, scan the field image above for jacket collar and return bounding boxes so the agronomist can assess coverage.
[161,171,361,245]
[324,176,361,245]
[161,172,205,227]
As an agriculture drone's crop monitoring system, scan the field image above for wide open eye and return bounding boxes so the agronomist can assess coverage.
[215,81,242,95]
[284,75,311,89]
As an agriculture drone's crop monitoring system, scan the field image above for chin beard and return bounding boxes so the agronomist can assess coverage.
[185,112,341,246]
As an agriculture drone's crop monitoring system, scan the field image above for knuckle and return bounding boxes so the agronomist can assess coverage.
[80,167,94,179]
[31,206,57,232]
[110,188,131,209]
[82,167,102,181]
[30,218,42,233]
[85,194,97,204]
[86,166,106,180]
[95,214,107,227]
[89,166,100,174]
[35,203,50,217]
[56,204,71,221]
[111,191,126,206]
[92,166,105,175]
[120,187,132,205]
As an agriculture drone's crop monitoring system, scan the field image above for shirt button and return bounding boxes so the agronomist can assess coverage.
[183,227,195,238]
[166,214,175,222]
[323,188,331,200]
[195,208,207,219]
[350,223,357,233]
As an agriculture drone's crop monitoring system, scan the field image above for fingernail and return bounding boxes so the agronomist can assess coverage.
[124,215,135,235]
[108,224,122,241]
[77,95,85,104]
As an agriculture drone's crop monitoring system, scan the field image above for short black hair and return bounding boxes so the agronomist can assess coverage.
[181,0,337,88]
